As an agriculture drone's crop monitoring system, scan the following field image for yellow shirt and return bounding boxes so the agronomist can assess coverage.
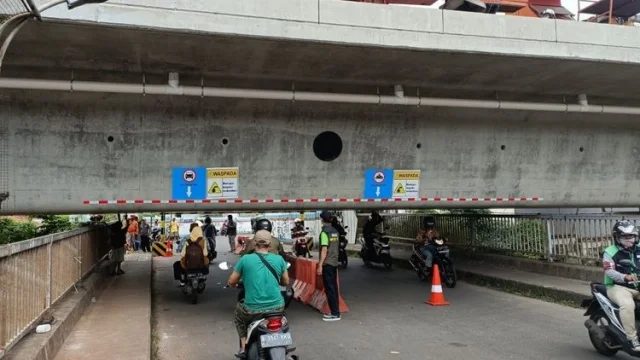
[170,221,179,233]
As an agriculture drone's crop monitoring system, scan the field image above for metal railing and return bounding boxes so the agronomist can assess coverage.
[0,224,110,356]
[357,213,640,263]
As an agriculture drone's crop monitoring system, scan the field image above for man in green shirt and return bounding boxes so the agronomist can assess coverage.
[317,210,341,321]
[227,230,290,358]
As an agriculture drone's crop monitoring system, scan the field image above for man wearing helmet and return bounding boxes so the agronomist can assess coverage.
[291,218,311,258]
[362,210,384,258]
[240,218,287,258]
[603,220,640,351]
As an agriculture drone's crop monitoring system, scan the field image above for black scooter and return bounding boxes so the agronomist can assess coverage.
[582,258,640,357]
[219,262,298,360]
[408,239,457,288]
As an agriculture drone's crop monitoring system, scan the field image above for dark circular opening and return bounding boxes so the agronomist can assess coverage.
[500,145,506,150]
[416,143,422,149]
[221,138,229,146]
[579,147,584,152]
[313,131,343,162]
[107,136,114,143]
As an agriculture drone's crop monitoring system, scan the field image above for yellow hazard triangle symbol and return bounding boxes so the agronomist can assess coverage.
[394,183,406,194]
[208,182,222,194]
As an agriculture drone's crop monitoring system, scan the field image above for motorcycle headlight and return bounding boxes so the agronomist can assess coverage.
[435,239,444,245]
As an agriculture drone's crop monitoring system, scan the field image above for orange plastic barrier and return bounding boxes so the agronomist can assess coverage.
[165,240,173,257]
[290,257,348,313]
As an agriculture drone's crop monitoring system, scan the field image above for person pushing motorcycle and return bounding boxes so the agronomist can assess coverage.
[602,220,640,351]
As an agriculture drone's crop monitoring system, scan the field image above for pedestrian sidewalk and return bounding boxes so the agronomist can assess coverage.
[343,242,593,303]
[53,253,152,360]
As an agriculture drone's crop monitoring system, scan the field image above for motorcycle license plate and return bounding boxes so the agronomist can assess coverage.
[187,273,204,279]
[260,333,293,348]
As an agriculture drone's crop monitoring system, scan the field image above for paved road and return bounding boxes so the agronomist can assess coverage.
[154,237,631,360]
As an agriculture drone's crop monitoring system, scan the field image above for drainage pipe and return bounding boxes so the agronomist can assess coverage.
[1,77,640,115]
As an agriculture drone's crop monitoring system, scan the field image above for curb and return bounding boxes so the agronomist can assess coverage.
[4,260,110,360]
[345,249,586,308]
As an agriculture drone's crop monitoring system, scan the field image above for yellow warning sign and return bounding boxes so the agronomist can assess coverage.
[207,168,238,178]
[393,170,420,180]
[208,182,222,194]
[394,183,406,194]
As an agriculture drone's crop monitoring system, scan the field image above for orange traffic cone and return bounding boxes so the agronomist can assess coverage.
[165,240,173,257]
[425,264,450,306]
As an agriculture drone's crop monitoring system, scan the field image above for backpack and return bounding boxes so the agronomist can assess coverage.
[184,239,205,269]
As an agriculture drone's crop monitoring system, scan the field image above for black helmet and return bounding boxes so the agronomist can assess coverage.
[423,215,436,229]
[253,218,272,233]
[613,220,638,249]
[320,210,333,222]
[204,216,212,224]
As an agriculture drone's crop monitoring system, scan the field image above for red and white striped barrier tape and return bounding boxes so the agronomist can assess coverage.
[83,197,542,205]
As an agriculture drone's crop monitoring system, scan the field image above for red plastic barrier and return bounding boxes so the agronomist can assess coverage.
[289,257,348,313]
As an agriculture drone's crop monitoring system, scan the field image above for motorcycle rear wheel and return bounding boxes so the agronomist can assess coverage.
[382,254,393,270]
[588,314,618,356]
[190,292,198,305]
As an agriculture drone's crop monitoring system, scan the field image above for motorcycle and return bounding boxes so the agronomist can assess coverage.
[292,228,310,258]
[338,226,349,269]
[408,239,457,288]
[582,258,640,357]
[359,233,392,269]
[181,269,208,304]
[218,262,298,360]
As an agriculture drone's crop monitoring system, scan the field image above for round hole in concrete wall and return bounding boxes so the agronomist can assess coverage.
[416,143,422,149]
[579,146,584,152]
[500,145,506,150]
[313,131,342,162]
[107,136,114,143]
[221,138,229,146]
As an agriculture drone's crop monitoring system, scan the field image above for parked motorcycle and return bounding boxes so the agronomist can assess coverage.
[582,258,640,357]
[338,225,349,269]
[359,233,392,269]
[408,239,457,288]
[219,262,298,360]
[181,269,208,304]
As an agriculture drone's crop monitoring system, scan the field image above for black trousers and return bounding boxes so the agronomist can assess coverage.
[140,235,151,252]
[322,264,340,316]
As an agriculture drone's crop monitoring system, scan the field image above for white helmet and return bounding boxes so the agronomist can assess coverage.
[294,218,301,223]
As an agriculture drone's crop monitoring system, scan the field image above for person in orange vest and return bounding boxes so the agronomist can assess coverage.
[126,216,139,254]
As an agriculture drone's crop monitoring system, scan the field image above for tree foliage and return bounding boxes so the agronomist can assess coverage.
[0,215,82,245]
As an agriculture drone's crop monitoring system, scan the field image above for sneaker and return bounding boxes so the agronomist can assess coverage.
[630,338,640,351]
[234,350,246,359]
[322,314,341,322]
[179,281,186,287]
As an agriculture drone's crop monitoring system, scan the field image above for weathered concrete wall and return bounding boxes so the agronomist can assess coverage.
[2,90,640,214]
[33,0,640,66]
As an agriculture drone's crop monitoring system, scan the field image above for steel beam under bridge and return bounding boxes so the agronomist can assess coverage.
[1,91,639,214]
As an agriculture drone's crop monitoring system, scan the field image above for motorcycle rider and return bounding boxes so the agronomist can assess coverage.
[602,220,640,351]
[291,218,310,258]
[173,223,209,286]
[416,216,440,273]
[226,230,290,358]
[240,218,287,259]
[362,210,384,257]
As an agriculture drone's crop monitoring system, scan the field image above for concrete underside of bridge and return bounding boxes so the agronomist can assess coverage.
[1,89,639,214]
[2,19,640,214]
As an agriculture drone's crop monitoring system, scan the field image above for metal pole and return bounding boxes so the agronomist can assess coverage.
[25,0,42,20]
[608,0,613,24]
